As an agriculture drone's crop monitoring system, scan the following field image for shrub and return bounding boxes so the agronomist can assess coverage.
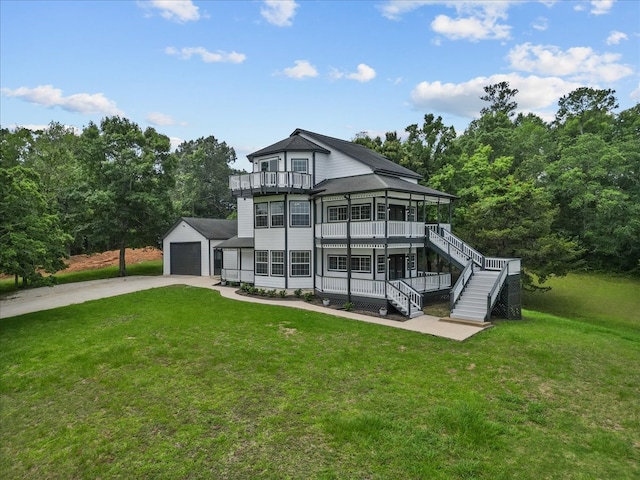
[267,289,277,298]
[294,288,303,298]
[303,292,314,302]
[279,290,287,298]
[344,302,354,312]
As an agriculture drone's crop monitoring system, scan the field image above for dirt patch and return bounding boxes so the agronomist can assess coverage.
[63,247,162,273]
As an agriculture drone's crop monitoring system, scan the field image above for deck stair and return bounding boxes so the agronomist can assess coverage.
[387,280,424,318]
[450,270,500,322]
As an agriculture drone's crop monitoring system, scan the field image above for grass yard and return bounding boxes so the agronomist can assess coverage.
[1,282,639,479]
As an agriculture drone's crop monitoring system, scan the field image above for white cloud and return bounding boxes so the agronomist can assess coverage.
[261,0,298,26]
[409,73,583,122]
[169,136,184,152]
[332,64,377,82]
[282,60,318,79]
[631,83,640,101]
[532,16,548,31]
[140,0,200,23]
[590,0,615,15]
[508,42,633,83]
[380,1,512,41]
[1,85,123,116]
[606,30,628,45]
[165,46,246,63]
[146,112,185,126]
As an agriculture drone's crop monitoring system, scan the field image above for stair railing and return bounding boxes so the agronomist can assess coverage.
[427,229,470,268]
[440,230,485,268]
[387,281,409,314]
[450,260,474,311]
[486,261,510,320]
[388,280,422,316]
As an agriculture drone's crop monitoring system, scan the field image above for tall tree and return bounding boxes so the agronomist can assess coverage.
[554,87,618,138]
[404,114,457,180]
[78,117,176,276]
[172,136,237,219]
[0,166,71,287]
[480,81,519,117]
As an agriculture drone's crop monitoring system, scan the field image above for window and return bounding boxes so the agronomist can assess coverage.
[351,204,371,221]
[377,203,386,221]
[271,251,284,276]
[327,255,371,273]
[408,254,416,270]
[255,203,268,228]
[328,255,347,271]
[270,201,284,227]
[328,206,348,222]
[260,158,278,172]
[255,251,268,275]
[290,201,310,227]
[290,251,310,276]
[291,158,308,173]
[377,255,386,274]
[351,256,371,273]
[407,206,416,222]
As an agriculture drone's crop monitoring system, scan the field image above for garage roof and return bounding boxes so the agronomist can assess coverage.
[163,217,237,240]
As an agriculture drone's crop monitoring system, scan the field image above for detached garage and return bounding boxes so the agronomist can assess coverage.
[162,217,237,276]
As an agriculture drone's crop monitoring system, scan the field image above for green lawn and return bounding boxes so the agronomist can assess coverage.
[1,279,638,479]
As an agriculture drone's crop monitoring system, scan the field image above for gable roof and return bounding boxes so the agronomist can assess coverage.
[292,128,423,180]
[247,135,330,160]
[311,173,456,202]
[163,217,237,240]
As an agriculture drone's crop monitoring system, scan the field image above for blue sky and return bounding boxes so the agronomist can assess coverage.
[1,0,638,171]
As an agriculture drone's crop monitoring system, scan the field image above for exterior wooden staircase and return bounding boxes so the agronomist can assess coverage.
[427,225,520,323]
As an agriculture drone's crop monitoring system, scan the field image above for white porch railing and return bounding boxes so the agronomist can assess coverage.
[229,171,312,192]
[315,276,386,298]
[316,221,425,239]
[221,268,254,284]
[388,280,422,315]
[406,273,452,291]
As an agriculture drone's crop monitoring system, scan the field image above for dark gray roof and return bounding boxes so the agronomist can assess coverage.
[164,217,237,240]
[311,174,456,201]
[247,135,330,160]
[216,236,255,248]
[292,128,423,180]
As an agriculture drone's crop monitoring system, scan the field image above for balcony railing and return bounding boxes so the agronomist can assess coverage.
[316,221,425,239]
[230,171,312,195]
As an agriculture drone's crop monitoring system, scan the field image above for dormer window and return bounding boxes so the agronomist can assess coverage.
[291,158,308,174]
[260,157,278,172]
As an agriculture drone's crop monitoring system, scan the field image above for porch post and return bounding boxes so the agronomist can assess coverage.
[345,194,352,304]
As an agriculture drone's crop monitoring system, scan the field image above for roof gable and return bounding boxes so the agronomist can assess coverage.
[247,135,329,160]
[163,217,238,240]
[292,128,422,180]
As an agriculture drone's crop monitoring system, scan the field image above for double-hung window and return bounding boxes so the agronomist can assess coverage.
[351,256,371,273]
[351,204,371,221]
[290,201,310,227]
[255,251,268,275]
[328,255,347,271]
[291,158,308,174]
[270,201,284,227]
[377,203,386,221]
[328,206,348,222]
[407,254,416,270]
[271,251,284,276]
[377,255,386,274]
[255,203,268,228]
[290,251,310,276]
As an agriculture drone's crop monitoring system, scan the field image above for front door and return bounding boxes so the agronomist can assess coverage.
[389,254,405,280]
[213,248,223,275]
[388,204,406,221]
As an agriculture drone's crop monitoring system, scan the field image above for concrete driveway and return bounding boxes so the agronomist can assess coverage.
[0,276,490,341]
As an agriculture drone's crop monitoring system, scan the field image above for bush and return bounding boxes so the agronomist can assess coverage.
[294,288,303,298]
[344,302,354,312]
[303,292,314,302]
[279,290,287,298]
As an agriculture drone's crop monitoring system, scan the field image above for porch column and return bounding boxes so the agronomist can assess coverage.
[345,194,352,303]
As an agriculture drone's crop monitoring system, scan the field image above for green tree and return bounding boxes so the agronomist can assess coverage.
[554,87,618,138]
[430,145,581,287]
[404,114,457,180]
[172,136,237,218]
[78,117,176,276]
[0,166,71,287]
[480,81,519,117]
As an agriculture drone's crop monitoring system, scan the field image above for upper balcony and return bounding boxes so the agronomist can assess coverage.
[230,171,312,197]
[316,221,426,240]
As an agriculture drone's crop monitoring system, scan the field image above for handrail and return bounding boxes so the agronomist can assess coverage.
[486,261,510,320]
[450,260,474,310]
[386,281,409,314]
[441,230,484,267]
[427,229,470,267]
[391,280,422,313]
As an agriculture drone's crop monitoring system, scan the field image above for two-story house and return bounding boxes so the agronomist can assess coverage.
[215,129,521,322]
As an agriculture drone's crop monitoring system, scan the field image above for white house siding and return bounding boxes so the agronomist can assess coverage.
[237,197,254,238]
[223,249,238,271]
[162,220,209,276]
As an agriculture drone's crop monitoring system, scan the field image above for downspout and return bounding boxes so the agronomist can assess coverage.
[345,193,352,304]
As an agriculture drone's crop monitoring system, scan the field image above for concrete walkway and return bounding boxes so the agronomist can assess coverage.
[0,276,491,341]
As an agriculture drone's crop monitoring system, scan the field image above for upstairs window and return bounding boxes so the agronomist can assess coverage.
[351,204,371,221]
[290,201,310,227]
[255,203,268,228]
[377,203,386,221]
[328,206,348,222]
[259,158,278,172]
[291,158,308,174]
[270,201,284,227]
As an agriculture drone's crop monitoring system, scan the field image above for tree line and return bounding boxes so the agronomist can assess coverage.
[1,84,638,288]
[1,117,239,285]
[354,84,639,288]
